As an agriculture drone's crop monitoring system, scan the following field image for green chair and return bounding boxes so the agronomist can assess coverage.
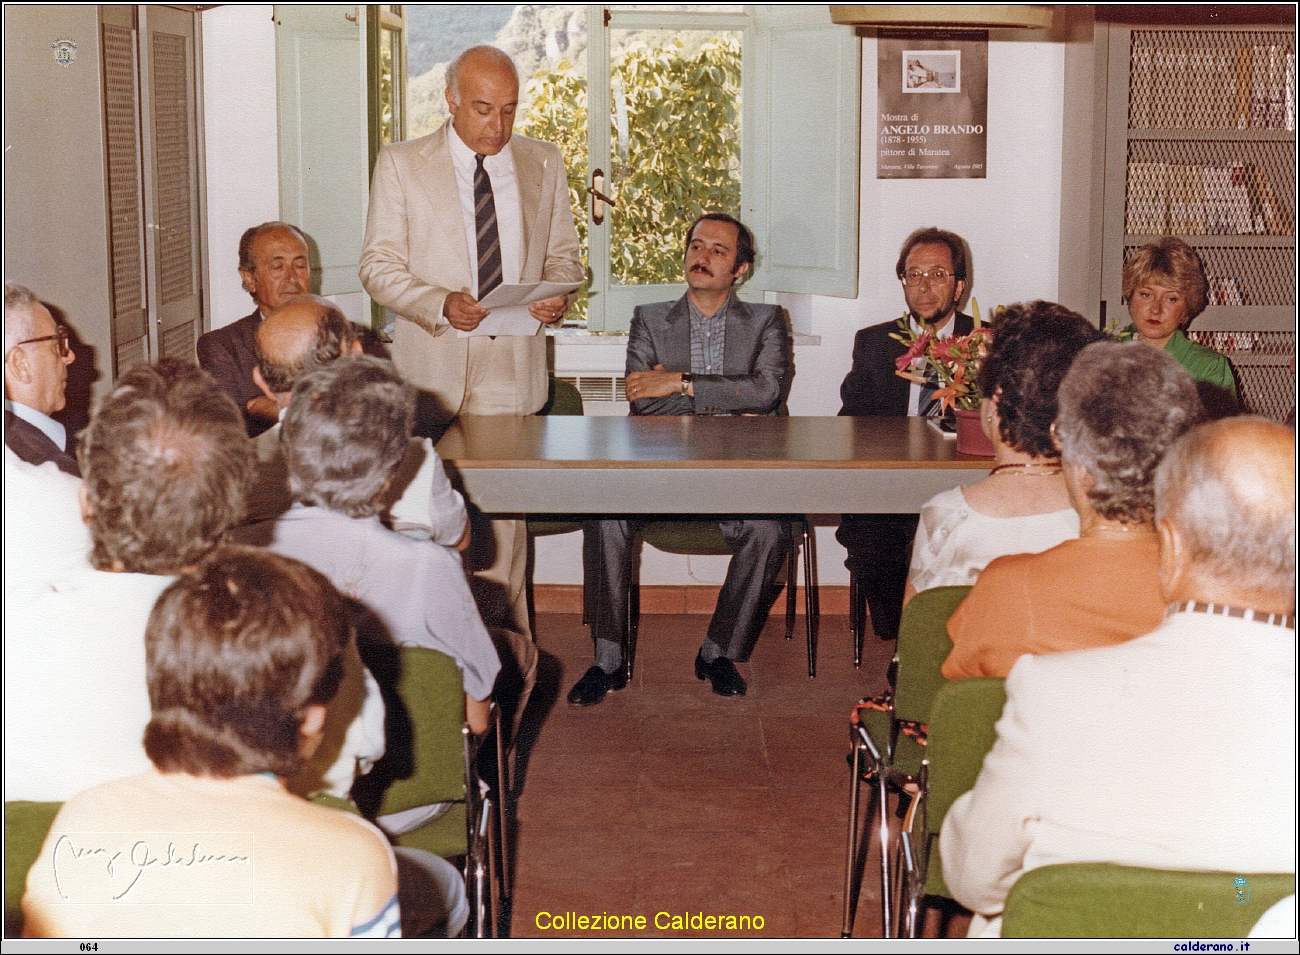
[841,585,971,938]
[629,516,817,676]
[1002,864,1295,938]
[4,800,62,937]
[895,676,1007,937]
[354,645,506,938]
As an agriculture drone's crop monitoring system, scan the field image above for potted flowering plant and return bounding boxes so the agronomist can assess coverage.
[890,300,997,455]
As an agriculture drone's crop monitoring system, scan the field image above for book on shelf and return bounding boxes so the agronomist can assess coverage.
[1127,160,1289,237]
[1130,39,1295,130]
[1207,275,1244,307]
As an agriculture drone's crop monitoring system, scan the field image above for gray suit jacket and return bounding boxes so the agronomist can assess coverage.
[627,294,792,416]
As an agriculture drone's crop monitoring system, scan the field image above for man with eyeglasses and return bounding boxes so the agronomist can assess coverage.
[4,283,78,476]
[837,228,974,643]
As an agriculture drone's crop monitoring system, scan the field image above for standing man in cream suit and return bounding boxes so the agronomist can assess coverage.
[360,45,583,641]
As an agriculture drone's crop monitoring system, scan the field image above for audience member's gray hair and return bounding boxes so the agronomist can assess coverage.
[445,45,518,104]
[281,355,414,518]
[4,282,41,355]
[1055,341,1201,522]
[1155,417,1296,595]
[81,361,252,575]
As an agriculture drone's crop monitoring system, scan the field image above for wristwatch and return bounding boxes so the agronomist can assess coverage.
[680,372,693,394]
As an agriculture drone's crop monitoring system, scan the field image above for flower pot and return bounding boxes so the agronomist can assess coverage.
[954,407,995,457]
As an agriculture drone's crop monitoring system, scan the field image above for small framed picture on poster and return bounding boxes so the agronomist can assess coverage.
[903,50,960,92]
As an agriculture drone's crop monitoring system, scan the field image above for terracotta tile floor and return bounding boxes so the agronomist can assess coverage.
[498,611,963,939]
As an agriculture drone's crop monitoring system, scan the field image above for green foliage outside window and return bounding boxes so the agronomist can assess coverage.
[520,35,741,324]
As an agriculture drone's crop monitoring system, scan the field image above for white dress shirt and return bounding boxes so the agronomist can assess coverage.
[447,124,523,304]
[905,312,957,416]
[5,399,67,452]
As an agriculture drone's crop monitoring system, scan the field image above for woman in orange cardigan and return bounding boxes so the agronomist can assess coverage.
[943,341,1201,679]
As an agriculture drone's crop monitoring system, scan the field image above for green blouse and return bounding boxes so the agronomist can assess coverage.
[1116,326,1239,403]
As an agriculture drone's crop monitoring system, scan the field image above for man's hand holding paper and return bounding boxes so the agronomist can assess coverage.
[457,280,582,337]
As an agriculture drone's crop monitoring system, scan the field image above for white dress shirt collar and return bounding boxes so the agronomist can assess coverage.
[447,124,523,300]
[5,399,67,453]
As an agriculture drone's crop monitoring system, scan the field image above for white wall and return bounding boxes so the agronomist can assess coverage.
[538,32,1066,588]
[202,5,280,329]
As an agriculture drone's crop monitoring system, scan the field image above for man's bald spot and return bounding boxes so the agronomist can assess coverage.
[1156,416,1296,602]
[447,45,519,102]
[256,294,354,395]
[1203,417,1295,522]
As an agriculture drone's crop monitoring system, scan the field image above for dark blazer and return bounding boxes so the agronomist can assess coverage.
[627,294,792,417]
[4,409,80,477]
[839,312,974,416]
[196,309,268,436]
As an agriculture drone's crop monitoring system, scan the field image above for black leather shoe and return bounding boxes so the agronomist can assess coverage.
[566,666,627,707]
[694,652,747,697]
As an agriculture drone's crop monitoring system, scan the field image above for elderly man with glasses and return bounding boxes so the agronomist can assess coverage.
[4,283,79,476]
[837,228,976,644]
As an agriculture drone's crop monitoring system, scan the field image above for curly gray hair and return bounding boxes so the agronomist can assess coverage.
[1055,341,1201,523]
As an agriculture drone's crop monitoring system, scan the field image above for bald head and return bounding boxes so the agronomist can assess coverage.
[1155,417,1296,609]
[255,294,358,398]
[445,46,519,156]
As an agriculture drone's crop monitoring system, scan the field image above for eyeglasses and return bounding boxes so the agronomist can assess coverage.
[13,328,71,357]
[901,268,954,288]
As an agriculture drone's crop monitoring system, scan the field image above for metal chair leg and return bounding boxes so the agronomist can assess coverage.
[626,545,640,681]
[802,519,817,677]
[486,798,500,938]
[472,801,491,937]
[785,522,798,641]
[850,571,865,668]
[841,727,865,937]
[877,766,893,937]
[494,713,511,899]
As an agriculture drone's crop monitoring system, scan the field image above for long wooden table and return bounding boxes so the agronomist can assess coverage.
[435,415,991,514]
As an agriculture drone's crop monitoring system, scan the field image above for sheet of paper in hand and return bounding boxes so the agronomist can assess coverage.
[458,280,584,338]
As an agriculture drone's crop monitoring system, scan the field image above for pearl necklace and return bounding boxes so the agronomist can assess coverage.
[989,462,1062,477]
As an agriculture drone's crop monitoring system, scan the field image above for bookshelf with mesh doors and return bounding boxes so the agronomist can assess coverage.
[1097,20,1296,422]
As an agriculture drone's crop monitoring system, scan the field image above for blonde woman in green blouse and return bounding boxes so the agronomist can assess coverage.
[1118,236,1238,415]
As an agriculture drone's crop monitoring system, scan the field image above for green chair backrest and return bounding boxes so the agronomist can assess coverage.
[1002,864,1296,938]
[923,676,1007,899]
[892,586,971,725]
[639,518,731,554]
[5,800,62,937]
[352,645,466,818]
[540,376,584,417]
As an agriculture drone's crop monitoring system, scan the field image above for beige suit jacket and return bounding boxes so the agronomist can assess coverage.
[359,123,583,416]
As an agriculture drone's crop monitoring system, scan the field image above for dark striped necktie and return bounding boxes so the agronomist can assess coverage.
[474,154,503,299]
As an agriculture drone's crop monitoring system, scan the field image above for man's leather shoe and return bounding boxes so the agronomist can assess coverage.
[566,665,627,707]
[694,652,747,697]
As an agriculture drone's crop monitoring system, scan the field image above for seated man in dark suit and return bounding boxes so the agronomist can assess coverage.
[570,213,793,705]
[196,221,311,437]
[4,282,79,476]
[837,227,974,640]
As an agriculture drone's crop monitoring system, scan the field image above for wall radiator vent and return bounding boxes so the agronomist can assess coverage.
[557,374,627,403]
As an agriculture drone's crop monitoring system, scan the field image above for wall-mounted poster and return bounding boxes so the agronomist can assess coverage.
[877,30,988,179]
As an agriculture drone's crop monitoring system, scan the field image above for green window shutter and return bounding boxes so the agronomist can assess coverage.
[744,5,860,298]
[274,5,368,295]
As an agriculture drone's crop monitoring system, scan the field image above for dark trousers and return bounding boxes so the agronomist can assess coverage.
[836,513,919,640]
[583,518,789,670]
